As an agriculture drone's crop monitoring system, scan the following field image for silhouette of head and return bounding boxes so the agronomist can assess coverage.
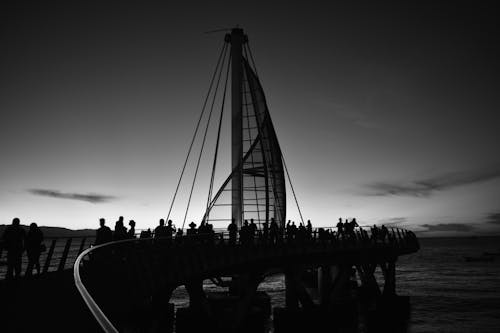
[99,218,105,227]
[30,222,37,230]
[129,220,135,227]
[12,217,20,226]
[167,219,172,226]
[160,219,165,226]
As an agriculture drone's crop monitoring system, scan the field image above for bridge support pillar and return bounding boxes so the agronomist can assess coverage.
[317,265,333,305]
[285,270,299,309]
[381,260,396,296]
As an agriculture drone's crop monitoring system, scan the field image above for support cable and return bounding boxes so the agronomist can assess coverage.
[166,42,227,222]
[245,43,259,77]
[281,153,305,224]
[182,43,229,229]
[205,53,232,219]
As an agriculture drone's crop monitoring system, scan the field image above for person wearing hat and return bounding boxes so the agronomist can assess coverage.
[187,222,197,237]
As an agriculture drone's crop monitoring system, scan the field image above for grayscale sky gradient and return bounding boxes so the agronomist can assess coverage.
[1,2,499,236]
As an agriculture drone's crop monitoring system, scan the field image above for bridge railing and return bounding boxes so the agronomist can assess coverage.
[0,235,95,280]
[73,226,418,333]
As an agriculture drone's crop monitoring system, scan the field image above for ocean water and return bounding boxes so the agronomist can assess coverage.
[171,236,500,332]
[397,237,500,333]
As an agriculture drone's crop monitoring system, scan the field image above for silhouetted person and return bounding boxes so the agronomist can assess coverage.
[337,218,344,235]
[128,220,136,238]
[154,219,168,239]
[166,220,175,239]
[269,218,279,244]
[262,221,269,244]
[95,218,112,245]
[113,219,128,241]
[26,223,44,276]
[2,218,26,279]
[371,225,379,242]
[249,219,257,244]
[240,220,249,245]
[381,225,389,242]
[290,222,297,242]
[187,222,197,242]
[228,219,237,245]
[306,220,313,240]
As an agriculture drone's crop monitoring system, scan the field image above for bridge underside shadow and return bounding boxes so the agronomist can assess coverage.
[0,270,102,333]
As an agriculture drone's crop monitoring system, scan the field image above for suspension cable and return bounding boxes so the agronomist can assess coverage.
[182,43,229,229]
[281,153,305,224]
[245,42,259,77]
[206,53,231,216]
[166,42,227,223]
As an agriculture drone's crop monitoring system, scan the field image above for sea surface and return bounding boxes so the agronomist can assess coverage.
[170,236,500,333]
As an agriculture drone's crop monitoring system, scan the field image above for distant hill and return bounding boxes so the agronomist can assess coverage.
[0,224,96,238]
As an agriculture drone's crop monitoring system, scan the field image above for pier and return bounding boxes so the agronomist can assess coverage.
[74,227,419,332]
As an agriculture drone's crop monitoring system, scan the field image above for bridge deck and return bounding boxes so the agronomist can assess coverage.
[74,227,419,332]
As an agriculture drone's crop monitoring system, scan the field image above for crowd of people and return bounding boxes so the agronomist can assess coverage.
[1,215,412,279]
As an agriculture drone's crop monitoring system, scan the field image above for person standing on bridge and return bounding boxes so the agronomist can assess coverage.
[262,220,269,244]
[113,219,128,241]
[2,217,26,279]
[249,219,257,244]
[269,218,279,245]
[166,220,175,238]
[128,220,136,238]
[306,220,313,241]
[336,218,344,236]
[154,219,168,239]
[228,219,237,245]
[25,222,44,276]
[240,220,249,245]
[95,218,112,245]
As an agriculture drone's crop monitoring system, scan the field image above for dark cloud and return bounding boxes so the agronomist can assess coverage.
[485,212,500,225]
[364,166,500,197]
[379,217,407,226]
[420,223,474,232]
[28,189,117,204]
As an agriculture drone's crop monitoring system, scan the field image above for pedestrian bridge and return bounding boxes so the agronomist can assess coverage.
[74,227,419,332]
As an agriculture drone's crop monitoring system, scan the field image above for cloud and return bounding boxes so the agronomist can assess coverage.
[28,189,117,204]
[420,223,475,232]
[378,217,408,226]
[485,212,500,225]
[364,166,500,197]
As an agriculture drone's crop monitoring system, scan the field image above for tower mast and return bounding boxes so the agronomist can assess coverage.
[230,28,245,227]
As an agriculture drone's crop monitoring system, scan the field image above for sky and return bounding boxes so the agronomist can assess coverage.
[1,2,499,236]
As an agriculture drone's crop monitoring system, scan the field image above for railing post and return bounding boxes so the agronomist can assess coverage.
[42,239,57,274]
[58,238,72,272]
[77,237,87,255]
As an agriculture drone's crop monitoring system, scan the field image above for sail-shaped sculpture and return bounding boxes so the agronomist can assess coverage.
[203,29,286,229]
